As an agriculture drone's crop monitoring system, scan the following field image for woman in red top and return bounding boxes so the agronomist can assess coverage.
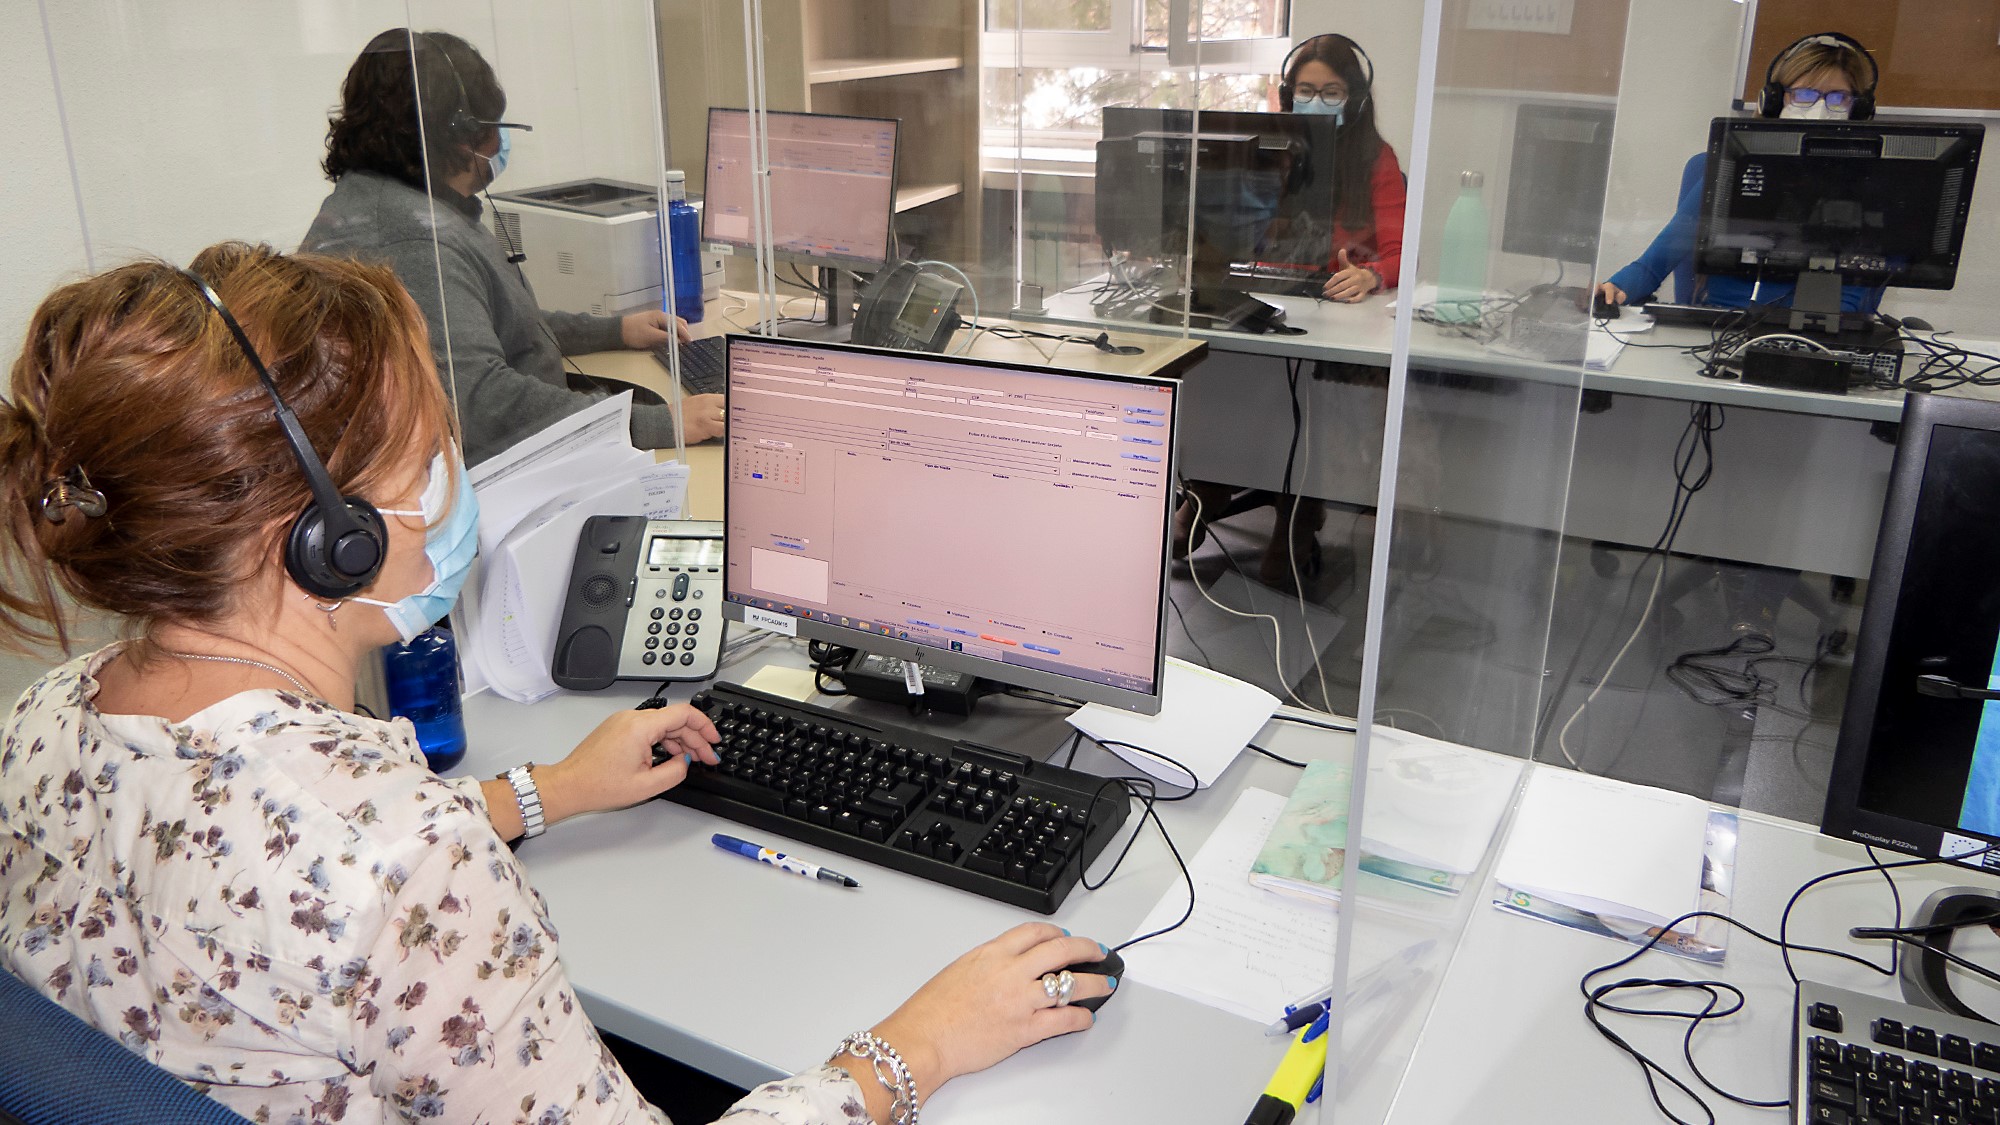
[1278,32,1406,301]
[1173,34,1407,594]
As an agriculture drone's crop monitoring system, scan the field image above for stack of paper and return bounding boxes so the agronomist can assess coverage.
[1120,788,1337,1021]
[1585,312,1655,371]
[1065,659,1279,789]
[1493,767,1711,931]
[456,393,690,703]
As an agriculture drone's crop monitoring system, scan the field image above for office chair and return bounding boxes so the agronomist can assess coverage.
[0,967,252,1125]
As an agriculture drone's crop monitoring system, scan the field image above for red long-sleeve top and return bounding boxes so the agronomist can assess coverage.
[1331,140,1406,290]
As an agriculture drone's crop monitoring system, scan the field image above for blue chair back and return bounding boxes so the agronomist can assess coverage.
[0,967,251,1125]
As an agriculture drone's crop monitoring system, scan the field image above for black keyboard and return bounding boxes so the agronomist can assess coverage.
[658,682,1131,913]
[1228,263,1332,297]
[1641,302,1750,329]
[652,335,728,396]
[1795,978,2000,1125]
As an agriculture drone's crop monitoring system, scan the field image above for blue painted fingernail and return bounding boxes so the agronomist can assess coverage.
[1106,976,1118,989]
[1060,927,1070,936]
[1098,942,1108,956]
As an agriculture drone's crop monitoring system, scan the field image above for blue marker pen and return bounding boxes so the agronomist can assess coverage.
[711,834,861,888]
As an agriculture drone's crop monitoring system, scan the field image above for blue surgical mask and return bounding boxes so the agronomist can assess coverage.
[484,129,511,181]
[357,450,479,643]
[1294,97,1346,128]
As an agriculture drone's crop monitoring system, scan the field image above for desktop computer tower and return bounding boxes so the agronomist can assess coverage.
[490,178,724,317]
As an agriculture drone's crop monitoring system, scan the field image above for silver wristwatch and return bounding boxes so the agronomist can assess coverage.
[502,765,547,839]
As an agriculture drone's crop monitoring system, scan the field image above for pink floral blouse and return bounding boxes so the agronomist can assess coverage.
[0,648,871,1124]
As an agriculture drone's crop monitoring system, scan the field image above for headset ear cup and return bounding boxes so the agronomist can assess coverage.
[286,498,388,600]
[1852,92,1875,121]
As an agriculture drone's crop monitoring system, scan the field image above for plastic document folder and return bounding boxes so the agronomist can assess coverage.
[1493,766,1710,930]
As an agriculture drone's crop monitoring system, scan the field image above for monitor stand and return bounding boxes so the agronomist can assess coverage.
[754,265,858,343]
[1897,887,2000,1021]
[1146,285,1287,334]
[1789,268,1852,336]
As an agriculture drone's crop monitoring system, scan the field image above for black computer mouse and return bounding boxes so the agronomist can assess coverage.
[1060,948,1124,1014]
[1901,315,1935,333]
[1591,292,1622,321]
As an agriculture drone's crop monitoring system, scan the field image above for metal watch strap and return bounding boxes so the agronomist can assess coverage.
[502,765,546,839]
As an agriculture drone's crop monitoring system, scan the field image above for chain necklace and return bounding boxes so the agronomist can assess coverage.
[167,650,321,701]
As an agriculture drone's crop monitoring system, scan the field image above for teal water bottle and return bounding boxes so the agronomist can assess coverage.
[1435,171,1489,325]
[665,170,704,324]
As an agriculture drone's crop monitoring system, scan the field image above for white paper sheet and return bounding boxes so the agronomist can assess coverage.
[1360,728,1522,875]
[1119,788,1336,1022]
[1494,767,1710,929]
[468,391,634,491]
[1066,659,1279,789]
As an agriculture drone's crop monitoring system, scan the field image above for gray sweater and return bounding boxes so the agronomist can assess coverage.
[299,171,677,466]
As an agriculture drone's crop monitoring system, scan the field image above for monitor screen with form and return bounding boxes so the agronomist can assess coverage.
[721,337,1177,712]
[702,108,899,268]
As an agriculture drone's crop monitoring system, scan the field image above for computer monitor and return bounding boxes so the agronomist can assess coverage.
[1094,108,1337,329]
[1823,392,2000,872]
[701,108,899,269]
[719,335,1178,714]
[1695,118,1984,327]
[1501,104,1615,265]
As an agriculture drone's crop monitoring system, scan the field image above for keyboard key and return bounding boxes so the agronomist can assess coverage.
[1948,1037,1977,1065]
[1878,1020,1910,1049]
[1812,1003,1847,1033]
[1912,1028,1942,1057]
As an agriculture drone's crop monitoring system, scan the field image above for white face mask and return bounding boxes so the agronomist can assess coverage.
[1780,100,1849,121]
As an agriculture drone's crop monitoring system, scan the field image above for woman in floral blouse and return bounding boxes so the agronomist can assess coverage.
[0,244,1114,1124]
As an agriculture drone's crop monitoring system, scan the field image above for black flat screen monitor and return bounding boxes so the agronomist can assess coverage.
[1823,392,2000,872]
[719,335,1179,714]
[702,108,900,269]
[1095,108,1338,278]
[1501,103,1616,264]
[1695,117,1983,293]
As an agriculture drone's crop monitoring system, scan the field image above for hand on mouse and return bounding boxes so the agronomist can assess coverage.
[1595,281,1627,307]
[837,924,1117,1115]
[1321,249,1380,303]
[532,705,721,826]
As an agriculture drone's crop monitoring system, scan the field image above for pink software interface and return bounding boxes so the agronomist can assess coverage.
[724,339,1176,695]
[702,109,897,265]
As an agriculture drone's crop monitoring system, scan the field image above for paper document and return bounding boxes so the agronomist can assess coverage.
[455,392,694,702]
[1119,788,1336,1022]
[1066,658,1279,788]
[1361,727,1521,875]
[1494,767,1710,930]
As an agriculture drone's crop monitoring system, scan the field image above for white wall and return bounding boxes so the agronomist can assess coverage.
[0,1,659,366]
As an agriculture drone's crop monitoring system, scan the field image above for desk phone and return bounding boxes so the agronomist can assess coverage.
[552,516,724,690]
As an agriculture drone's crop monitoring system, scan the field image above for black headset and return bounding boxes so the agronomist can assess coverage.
[1278,33,1374,116]
[1758,31,1878,120]
[180,270,389,600]
[417,32,534,147]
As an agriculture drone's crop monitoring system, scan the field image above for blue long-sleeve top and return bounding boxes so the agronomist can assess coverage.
[1606,152,1882,313]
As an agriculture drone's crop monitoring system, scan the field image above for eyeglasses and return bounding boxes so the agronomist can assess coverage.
[1786,88,1854,110]
[1291,85,1346,107]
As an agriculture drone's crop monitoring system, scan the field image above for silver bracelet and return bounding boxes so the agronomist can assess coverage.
[501,765,546,839]
[830,1031,920,1125]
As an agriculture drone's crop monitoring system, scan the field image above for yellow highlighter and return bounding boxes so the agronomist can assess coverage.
[1242,1014,1330,1125]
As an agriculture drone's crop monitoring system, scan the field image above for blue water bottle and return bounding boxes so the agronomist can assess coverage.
[665,170,704,324]
[382,627,467,772]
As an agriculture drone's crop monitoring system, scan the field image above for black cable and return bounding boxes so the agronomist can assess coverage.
[1166,590,1218,669]
[1247,742,1307,768]
[806,640,852,696]
[1584,840,2000,1125]
[1001,686,1084,709]
[1282,358,1304,497]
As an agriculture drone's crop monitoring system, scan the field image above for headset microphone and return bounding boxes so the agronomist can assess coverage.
[179,270,389,600]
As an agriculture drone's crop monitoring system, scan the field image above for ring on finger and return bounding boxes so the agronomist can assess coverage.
[1054,970,1075,1007]
[1041,972,1061,1002]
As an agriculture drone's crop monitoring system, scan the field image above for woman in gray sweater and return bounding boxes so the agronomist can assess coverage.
[302,28,726,466]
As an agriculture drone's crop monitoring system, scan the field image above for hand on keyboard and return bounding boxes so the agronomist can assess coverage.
[535,704,722,824]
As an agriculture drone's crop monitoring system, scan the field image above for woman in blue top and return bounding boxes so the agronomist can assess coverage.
[1596,33,1881,313]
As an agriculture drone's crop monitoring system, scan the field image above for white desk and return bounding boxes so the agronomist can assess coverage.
[452,650,1344,1125]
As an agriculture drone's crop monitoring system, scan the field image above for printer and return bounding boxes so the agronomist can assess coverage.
[488,177,722,317]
